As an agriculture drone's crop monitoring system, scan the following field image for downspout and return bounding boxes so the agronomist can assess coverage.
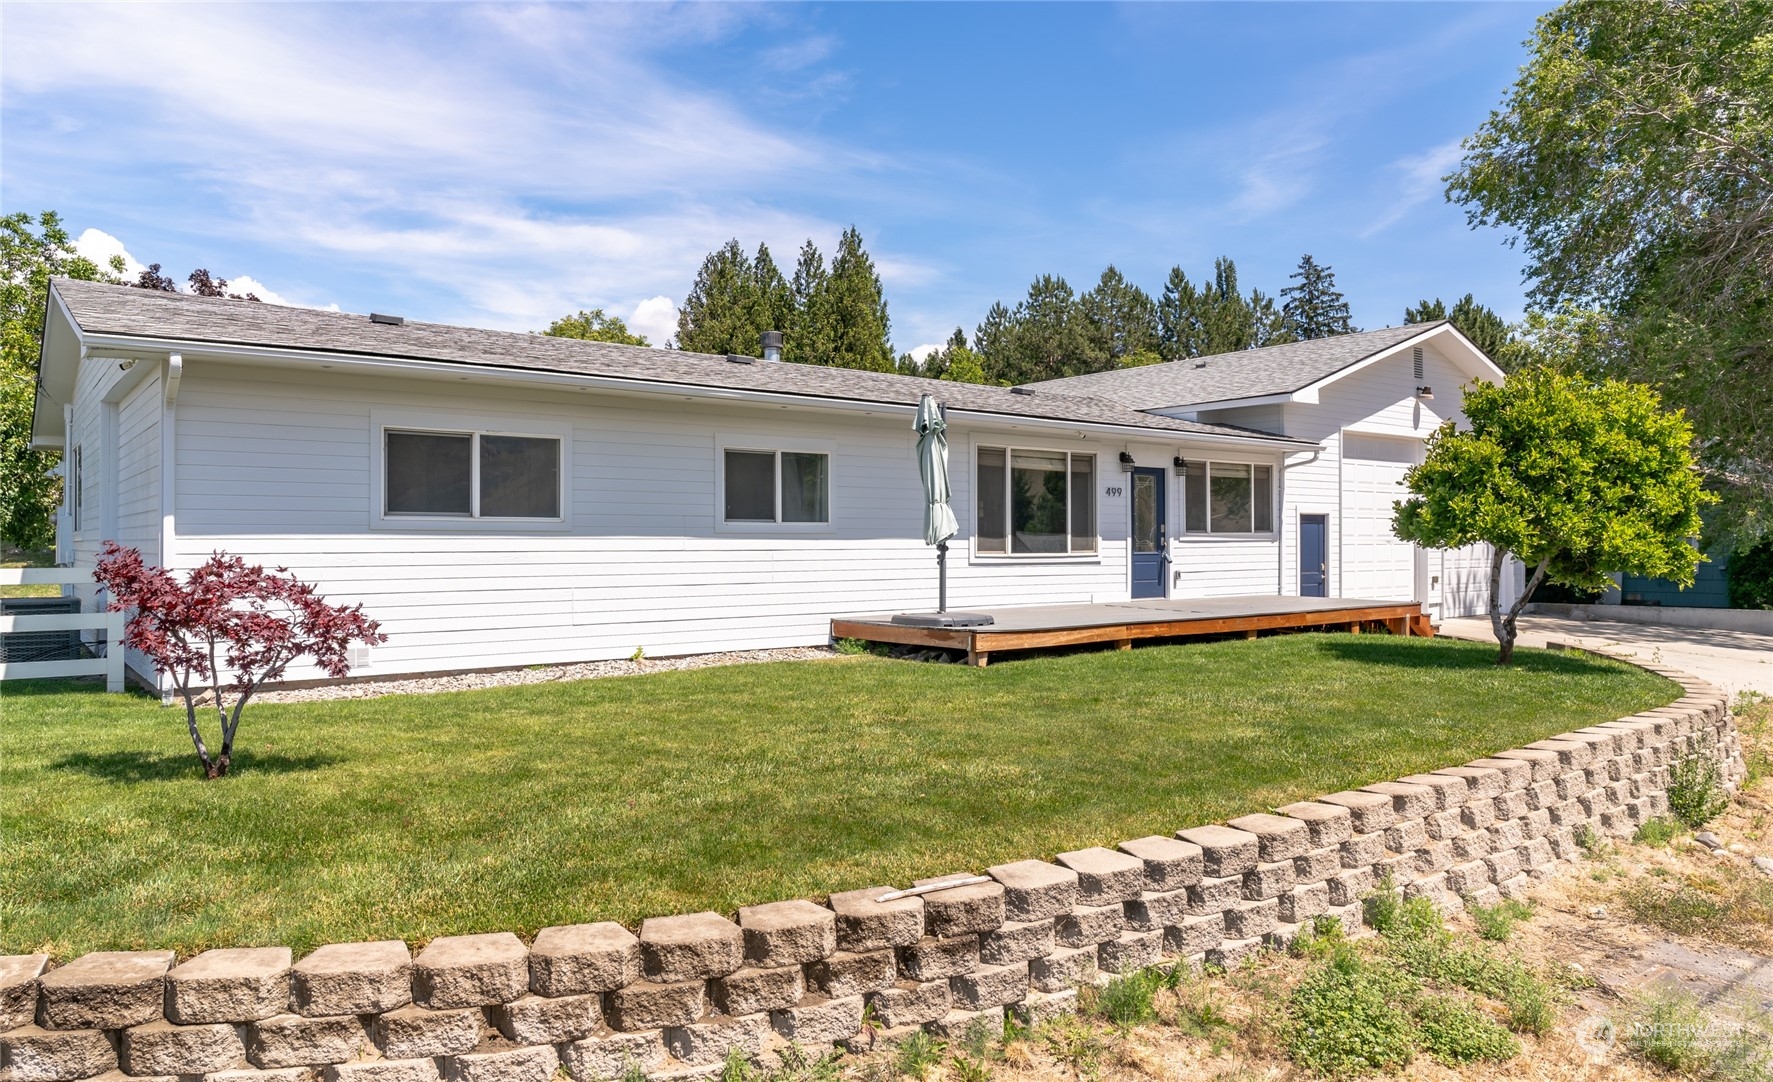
[1279,447,1322,596]
[158,353,182,703]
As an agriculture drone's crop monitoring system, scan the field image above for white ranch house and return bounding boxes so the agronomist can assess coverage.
[32,279,1515,688]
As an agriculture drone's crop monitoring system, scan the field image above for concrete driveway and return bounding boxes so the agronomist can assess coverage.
[1439,614,1773,701]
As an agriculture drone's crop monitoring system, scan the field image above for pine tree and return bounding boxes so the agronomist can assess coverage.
[818,226,894,372]
[1156,265,1200,361]
[1199,257,1256,354]
[750,243,793,346]
[676,240,759,355]
[1403,297,1448,323]
[1279,254,1354,340]
[786,240,832,365]
[1248,289,1295,347]
[1078,265,1157,369]
[1404,294,1512,361]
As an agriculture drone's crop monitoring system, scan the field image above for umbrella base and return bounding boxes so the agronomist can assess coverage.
[889,612,996,628]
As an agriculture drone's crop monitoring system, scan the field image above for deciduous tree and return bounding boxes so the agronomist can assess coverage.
[93,543,385,779]
[1394,368,1713,663]
[543,308,649,346]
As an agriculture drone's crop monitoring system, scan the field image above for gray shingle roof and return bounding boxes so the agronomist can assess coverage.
[50,278,1310,445]
[1024,323,1446,409]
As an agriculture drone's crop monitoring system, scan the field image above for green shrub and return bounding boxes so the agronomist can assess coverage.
[1633,816,1683,847]
[833,637,872,655]
[894,1030,945,1080]
[1668,751,1730,828]
[1284,951,1418,1076]
[1360,875,1405,934]
[1413,994,1521,1064]
[1095,968,1162,1027]
[1467,898,1534,942]
[719,1048,756,1082]
[1726,540,1773,610]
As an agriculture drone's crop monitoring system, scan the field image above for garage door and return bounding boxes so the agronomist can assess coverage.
[1341,433,1419,601]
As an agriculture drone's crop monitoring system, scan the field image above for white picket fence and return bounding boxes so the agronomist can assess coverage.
[0,568,126,692]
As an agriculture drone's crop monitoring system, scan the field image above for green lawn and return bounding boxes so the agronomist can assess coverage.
[1,634,1676,959]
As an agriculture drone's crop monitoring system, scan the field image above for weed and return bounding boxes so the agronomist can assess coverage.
[1633,816,1683,847]
[1413,994,1520,1065]
[1095,968,1163,1027]
[1622,984,1773,1081]
[894,1031,945,1080]
[1360,874,1404,934]
[1284,950,1417,1076]
[833,637,872,656]
[1668,748,1731,829]
[955,1016,1001,1063]
[1175,994,1234,1041]
[1574,822,1607,856]
[1039,1015,1109,1079]
[630,646,646,662]
[1620,871,1773,951]
[719,1049,756,1082]
[767,1044,839,1082]
[1736,690,1772,784]
[948,1055,992,1082]
[619,1065,648,1082]
[1467,897,1534,942]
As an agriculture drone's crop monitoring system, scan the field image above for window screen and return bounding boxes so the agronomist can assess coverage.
[387,431,472,515]
[724,450,777,521]
[1210,463,1253,533]
[1010,450,1068,554]
[976,447,1007,553]
[1183,461,1207,533]
[781,452,829,523]
[480,435,559,518]
[1068,454,1096,553]
[1252,465,1274,533]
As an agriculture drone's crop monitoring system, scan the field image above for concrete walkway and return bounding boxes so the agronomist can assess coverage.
[1439,614,1773,700]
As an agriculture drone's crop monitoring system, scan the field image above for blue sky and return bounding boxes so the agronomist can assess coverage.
[2,2,1547,356]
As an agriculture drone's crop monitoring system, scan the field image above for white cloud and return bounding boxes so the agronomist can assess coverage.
[1360,138,1465,238]
[907,343,943,364]
[222,275,290,306]
[630,296,678,348]
[73,228,144,278]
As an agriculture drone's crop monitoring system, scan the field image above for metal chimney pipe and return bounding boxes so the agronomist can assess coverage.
[760,330,784,361]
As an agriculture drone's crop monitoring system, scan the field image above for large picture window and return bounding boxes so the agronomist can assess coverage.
[723,449,829,524]
[1182,460,1273,534]
[385,429,561,519]
[976,446,1096,555]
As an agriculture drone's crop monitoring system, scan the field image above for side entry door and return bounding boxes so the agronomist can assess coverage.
[1130,467,1167,599]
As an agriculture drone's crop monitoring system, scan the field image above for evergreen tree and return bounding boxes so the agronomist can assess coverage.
[1156,265,1200,361]
[817,225,894,372]
[974,301,1015,373]
[978,274,1096,384]
[1280,254,1355,339]
[786,240,832,365]
[676,240,760,355]
[1403,297,1448,323]
[1078,265,1157,368]
[750,243,793,348]
[1248,289,1295,347]
[1199,257,1256,354]
[1404,293,1512,361]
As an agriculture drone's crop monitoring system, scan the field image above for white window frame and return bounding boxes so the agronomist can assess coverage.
[369,408,571,532]
[971,442,1099,560]
[713,435,835,533]
[1180,457,1278,538]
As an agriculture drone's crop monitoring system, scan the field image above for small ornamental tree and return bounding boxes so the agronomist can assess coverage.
[1394,368,1713,664]
[94,543,385,778]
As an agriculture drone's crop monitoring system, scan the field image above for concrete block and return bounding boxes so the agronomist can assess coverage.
[491,993,601,1044]
[246,1015,367,1069]
[1055,848,1144,905]
[1374,852,1416,883]
[412,933,527,1010]
[1452,830,1492,861]
[559,1030,667,1082]
[638,913,743,984]
[1054,904,1122,948]
[1360,782,1435,820]
[1116,836,1203,892]
[865,981,951,1028]
[1525,780,1561,811]
[1314,792,1395,834]
[1423,809,1464,841]
[949,964,1028,1010]
[1433,765,1504,799]
[1324,867,1373,908]
[1163,913,1223,957]
[768,995,861,1045]
[1275,803,1353,848]
[605,981,707,1032]
[1519,838,1556,870]
[662,1014,771,1067]
[1242,860,1295,901]
[1222,899,1278,940]
[1175,826,1260,877]
[1383,819,1428,853]
[166,948,291,1025]
[1096,931,1162,975]
[1222,815,1307,866]
[1,956,50,1031]
[805,950,895,999]
[1444,860,1491,897]
[914,877,1006,938]
[924,1008,1002,1041]
[1028,945,1097,993]
[1554,771,1588,801]
[1185,875,1242,916]
[895,937,978,982]
[986,861,1080,922]
[1277,882,1329,925]
[371,1005,482,1060]
[826,888,924,953]
[1292,847,1340,885]
[1402,874,1450,906]
[1493,790,1529,820]
[323,1059,439,1082]
[121,1020,245,1075]
[1009,990,1076,1028]
[1491,815,1527,849]
[1522,739,1590,770]
[1483,849,1522,885]
[1497,874,1532,901]
[1122,891,1189,932]
[1414,842,1454,875]
[1460,800,1496,831]
[1521,809,1552,839]
[1339,831,1385,868]
[709,965,803,1017]
[0,1025,116,1082]
[38,950,175,1030]
[290,942,411,1017]
[1395,773,1469,809]
[1204,938,1260,971]
[529,923,640,997]
[211,1068,316,1082]
[444,1044,558,1082]
[737,900,836,967]
[978,921,1053,967]
[1468,757,1533,791]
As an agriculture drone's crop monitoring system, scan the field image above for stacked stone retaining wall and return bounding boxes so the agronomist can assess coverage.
[0,663,1746,1082]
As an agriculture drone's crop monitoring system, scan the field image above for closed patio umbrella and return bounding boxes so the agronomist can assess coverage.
[892,394,992,628]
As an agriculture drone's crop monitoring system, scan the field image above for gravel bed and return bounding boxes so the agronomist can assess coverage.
[255,645,842,703]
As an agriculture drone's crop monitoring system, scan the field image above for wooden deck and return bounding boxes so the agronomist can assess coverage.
[833,595,1432,667]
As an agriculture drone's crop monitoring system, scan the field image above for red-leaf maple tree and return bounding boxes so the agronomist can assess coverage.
[94,542,385,778]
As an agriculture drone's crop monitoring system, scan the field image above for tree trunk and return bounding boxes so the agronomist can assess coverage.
[1487,548,1551,666]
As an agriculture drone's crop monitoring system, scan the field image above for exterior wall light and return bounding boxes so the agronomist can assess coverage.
[1118,451,1136,472]
[1173,455,1188,474]
[1416,386,1435,400]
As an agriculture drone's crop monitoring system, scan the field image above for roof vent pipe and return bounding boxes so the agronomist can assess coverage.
[760,330,784,361]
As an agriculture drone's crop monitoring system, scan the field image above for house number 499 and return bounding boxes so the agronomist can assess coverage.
[1104,486,1124,497]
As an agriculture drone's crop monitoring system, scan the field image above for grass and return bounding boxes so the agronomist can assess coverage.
[1,547,58,599]
[0,633,1676,958]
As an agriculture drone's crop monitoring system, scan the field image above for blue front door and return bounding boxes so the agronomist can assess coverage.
[1300,514,1328,597]
[1130,467,1167,599]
